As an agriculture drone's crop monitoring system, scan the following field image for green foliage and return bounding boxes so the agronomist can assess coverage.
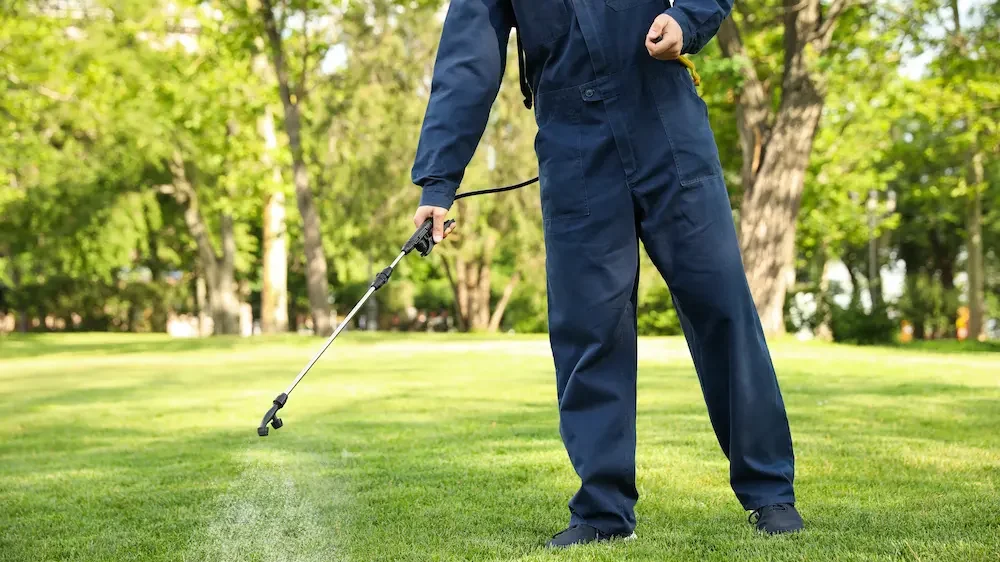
[830,301,897,345]
[2,0,996,338]
[637,284,682,337]
[897,272,962,339]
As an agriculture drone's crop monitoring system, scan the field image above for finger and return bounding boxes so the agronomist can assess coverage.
[413,207,428,228]
[646,16,667,41]
[646,37,663,55]
[444,223,457,237]
[432,210,446,243]
[651,36,681,59]
[646,36,672,56]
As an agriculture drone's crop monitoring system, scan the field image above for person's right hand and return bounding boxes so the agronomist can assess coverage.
[646,14,683,60]
[413,205,456,243]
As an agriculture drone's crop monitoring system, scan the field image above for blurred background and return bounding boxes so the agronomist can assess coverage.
[1,0,998,345]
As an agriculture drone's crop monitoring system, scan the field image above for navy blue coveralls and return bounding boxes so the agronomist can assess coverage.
[411,0,796,536]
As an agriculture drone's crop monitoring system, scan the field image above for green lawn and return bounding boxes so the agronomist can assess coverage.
[1,333,998,561]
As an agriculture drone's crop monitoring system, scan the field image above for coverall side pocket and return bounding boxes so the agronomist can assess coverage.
[650,63,724,187]
[535,109,591,222]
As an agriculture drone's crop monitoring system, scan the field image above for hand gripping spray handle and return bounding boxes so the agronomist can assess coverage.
[405,218,455,256]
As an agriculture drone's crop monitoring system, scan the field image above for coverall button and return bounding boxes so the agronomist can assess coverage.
[584,88,595,99]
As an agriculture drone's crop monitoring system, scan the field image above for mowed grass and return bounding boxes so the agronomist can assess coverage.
[1,333,998,562]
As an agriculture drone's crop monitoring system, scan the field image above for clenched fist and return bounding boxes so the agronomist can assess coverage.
[645,14,683,60]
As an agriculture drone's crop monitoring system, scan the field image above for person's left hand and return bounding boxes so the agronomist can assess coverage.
[645,14,683,60]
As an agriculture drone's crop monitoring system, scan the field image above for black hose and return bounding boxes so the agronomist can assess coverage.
[453,176,539,200]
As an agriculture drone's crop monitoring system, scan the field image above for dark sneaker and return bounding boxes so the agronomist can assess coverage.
[748,503,804,535]
[545,524,636,548]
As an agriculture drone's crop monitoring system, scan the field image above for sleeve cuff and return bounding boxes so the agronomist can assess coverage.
[418,183,458,209]
[664,8,696,55]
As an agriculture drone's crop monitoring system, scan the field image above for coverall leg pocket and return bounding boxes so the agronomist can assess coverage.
[648,60,724,187]
[535,108,591,222]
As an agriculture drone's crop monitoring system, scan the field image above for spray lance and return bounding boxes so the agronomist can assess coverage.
[257,19,705,436]
[257,176,539,437]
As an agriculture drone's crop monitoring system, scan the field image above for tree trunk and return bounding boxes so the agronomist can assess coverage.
[213,214,240,334]
[142,198,168,332]
[869,234,884,310]
[195,271,210,336]
[967,150,985,340]
[454,255,470,329]
[446,253,495,332]
[907,276,927,340]
[167,153,239,335]
[842,254,862,308]
[258,105,289,333]
[259,0,332,336]
[473,260,491,330]
[927,229,957,291]
[468,237,495,330]
[737,104,822,333]
[12,265,28,333]
[815,258,833,341]
[488,272,520,332]
[717,0,836,335]
[441,256,466,331]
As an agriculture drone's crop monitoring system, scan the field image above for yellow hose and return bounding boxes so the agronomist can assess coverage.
[678,55,701,86]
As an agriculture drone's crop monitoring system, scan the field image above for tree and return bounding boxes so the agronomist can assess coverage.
[257,102,290,333]
[254,0,332,335]
[895,0,1000,339]
[942,0,999,340]
[716,0,866,334]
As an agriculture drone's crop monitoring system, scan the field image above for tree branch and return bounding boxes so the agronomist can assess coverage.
[811,0,856,51]
[439,254,465,331]
[5,72,75,102]
[296,11,310,101]
[717,17,772,188]
[488,271,520,332]
[278,0,289,36]
[167,152,221,280]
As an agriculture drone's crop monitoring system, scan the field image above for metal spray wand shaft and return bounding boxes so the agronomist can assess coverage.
[283,250,405,396]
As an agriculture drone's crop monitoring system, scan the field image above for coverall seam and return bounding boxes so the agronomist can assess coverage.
[594,96,640,189]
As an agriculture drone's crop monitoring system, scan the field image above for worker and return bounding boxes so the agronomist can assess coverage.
[410,0,803,547]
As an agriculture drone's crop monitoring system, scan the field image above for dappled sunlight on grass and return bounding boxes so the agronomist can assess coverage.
[0,334,998,561]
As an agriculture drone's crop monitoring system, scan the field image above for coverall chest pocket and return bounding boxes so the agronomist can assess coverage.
[514,0,571,50]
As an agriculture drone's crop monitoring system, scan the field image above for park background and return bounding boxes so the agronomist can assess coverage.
[1,0,997,343]
[1,1,999,561]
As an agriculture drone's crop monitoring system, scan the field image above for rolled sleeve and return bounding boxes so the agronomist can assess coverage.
[418,181,460,209]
